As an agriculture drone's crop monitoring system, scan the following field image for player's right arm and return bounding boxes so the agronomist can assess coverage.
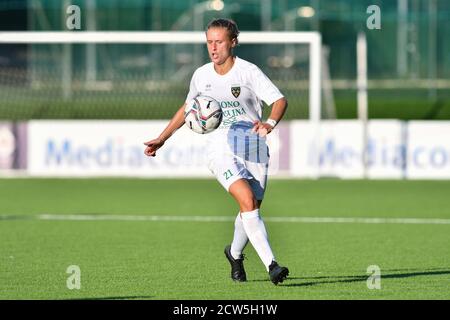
[143,103,186,157]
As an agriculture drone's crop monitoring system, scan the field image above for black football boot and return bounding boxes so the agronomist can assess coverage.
[268,260,289,285]
[224,245,247,282]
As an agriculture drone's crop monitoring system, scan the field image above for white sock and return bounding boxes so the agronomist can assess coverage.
[240,209,275,271]
[230,212,249,259]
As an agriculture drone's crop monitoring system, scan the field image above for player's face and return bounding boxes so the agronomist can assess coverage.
[206,27,236,65]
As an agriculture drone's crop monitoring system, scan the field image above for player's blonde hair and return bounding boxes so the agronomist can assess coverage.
[206,18,240,45]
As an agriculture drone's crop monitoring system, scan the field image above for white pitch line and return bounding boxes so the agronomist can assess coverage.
[265,216,450,225]
[2,214,445,225]
[37,214,234,222]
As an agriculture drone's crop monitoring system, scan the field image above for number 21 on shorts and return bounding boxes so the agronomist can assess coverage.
[223,169,234,180]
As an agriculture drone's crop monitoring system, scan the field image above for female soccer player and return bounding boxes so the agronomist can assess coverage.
[144,18,289,285]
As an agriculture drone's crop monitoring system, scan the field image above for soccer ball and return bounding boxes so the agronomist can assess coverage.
[184,95,223,134]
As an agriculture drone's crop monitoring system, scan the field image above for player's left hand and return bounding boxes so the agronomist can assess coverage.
[252,121,274,137]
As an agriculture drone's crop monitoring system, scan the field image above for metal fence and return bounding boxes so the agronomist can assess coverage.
[0,0,449,120]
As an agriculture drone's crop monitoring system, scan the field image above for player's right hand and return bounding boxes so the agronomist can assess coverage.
[252,121,272,137]
[143,138,165,157]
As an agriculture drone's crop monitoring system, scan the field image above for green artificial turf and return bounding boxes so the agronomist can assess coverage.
[0,178,449,299]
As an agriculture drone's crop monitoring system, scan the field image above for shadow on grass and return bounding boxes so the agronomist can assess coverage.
[249,268,450,287]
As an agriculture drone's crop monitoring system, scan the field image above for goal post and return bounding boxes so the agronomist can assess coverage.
[0,31,321,123]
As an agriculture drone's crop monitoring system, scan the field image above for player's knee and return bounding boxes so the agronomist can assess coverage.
[239,196,258,213]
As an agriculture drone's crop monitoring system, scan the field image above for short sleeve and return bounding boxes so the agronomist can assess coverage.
[185,69,199,103]
[248,66,284,106]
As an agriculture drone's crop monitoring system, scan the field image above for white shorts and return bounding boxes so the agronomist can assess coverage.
[206,122,271,200]
[207,151,269,200]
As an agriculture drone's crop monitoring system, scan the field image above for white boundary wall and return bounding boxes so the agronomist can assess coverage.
[291,120,405,179]
[407,121,450,179]
[26,120,284,177]
[28,120,210,177]
[20,120,450,179]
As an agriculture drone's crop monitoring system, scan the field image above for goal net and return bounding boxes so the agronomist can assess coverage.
[0,31,321,121]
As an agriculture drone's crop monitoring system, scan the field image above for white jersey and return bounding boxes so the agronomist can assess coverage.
[184,57,283,197]
[186,56,283,129]
[185,57,284,163]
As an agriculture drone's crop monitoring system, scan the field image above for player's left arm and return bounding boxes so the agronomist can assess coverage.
[252,97,288,137]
